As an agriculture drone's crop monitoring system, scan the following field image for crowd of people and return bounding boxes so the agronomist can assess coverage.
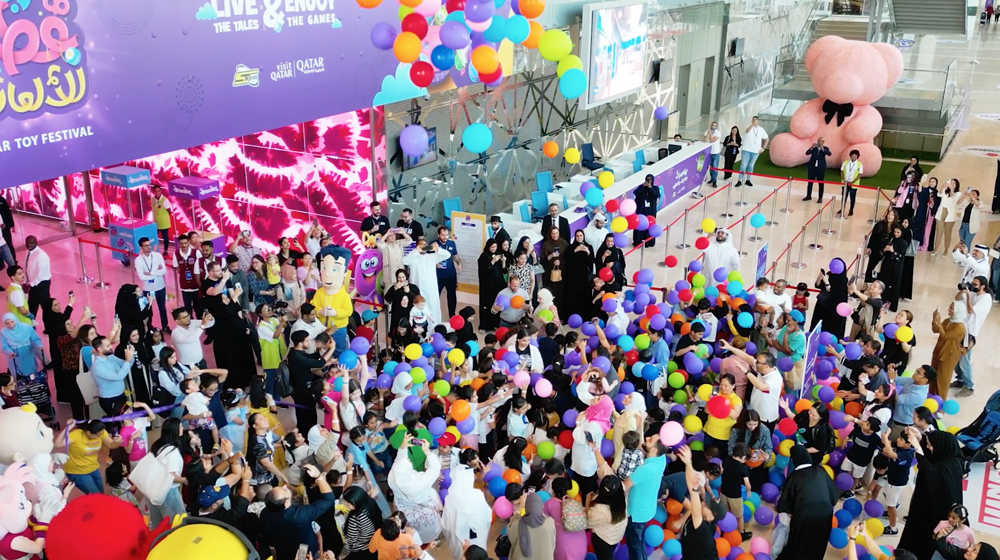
[0,168,997,560]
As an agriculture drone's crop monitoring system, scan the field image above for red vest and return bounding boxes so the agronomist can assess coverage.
[176,248,199,291]
[199,255,223,282]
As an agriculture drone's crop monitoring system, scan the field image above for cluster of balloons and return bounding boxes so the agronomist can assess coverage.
[577,181,665,248]
[645,496,775,560]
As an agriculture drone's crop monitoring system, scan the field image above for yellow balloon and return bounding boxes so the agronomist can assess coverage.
[923,398,939,414]
[445,426,461,440]
[831,397,844,411]
[598,171,614,188]
[765,453,776,467]
[398,4,414,19]
[697,384,713,402]
[567,479,580,498]
[947,425,960,434]
[865,517,884,537]
[701,218,716,233]
[448,348,465,366]
[896,325,914,343]
[564,147,580,164]
[537,29,573,62]
[822,464,834,479]
[404,343,422,361]
[605,429,614,440]
[778,439,794,457]
[556,55,583,77]
[682,415,702,434]
[610,217,628,233]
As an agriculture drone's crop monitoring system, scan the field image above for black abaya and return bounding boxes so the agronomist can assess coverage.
[993,159,1000,214]
[898,432,965,560]
[900,227,915,302]
[42,302,72,403]
[879,235,908,311]
[775,464,839,560]
[566,240,595,319]
[212,300,257,390]
[115,284,152,340]
[478,242,506,331]
[865,220,896,282]
[810,266,848,339]
[114,327,155,406]
[541,238,570,322]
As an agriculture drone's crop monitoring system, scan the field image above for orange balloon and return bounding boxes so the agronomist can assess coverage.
[794,398,812,414]
[723,530,742,548]
[393,32,421,63]
[522,442,536,459]
[602,292,617,301]
[511,295,525,309]
[471,45,499,75]
[519,0,545,18]
[470,378,486,391]
[845,401,863,417]
[669,313,684,324]
[356,0,382,7]
[730,297,746,309]
[679,323,691,336]
[738,554,754,560]
[665,499,683,516]
[503,468,522,484]
[639,317,650,332]
[616,366,625,381]
[542,141,559,158]
[399,0,422,7]
[523,21,543,48]
[716,538,731,558]
[451,399,471,421]
[663,529,676,542]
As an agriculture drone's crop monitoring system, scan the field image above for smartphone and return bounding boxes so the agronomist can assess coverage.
[68,290,74,297]
[235,282,242,290]
[295,544,309,560]
[241,229,251,238]
[114,313,119,322]
[585,432,594,444]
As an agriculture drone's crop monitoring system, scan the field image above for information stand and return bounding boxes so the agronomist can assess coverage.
[167,176,226,256]
[103,166,155,264]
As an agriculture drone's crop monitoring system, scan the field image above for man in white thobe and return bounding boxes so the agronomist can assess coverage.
[703,227,741,287]
[402,238,451,325]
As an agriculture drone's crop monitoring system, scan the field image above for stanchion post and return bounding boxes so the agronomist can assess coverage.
[675,211,691,250]
[737,216,749,257]
[77,239,93,284]
[807,208,825,250]
[735,182,748,207]
[791,226,808,269]
[720,184,734,219]
[639,243,645,269]
[696,193,711,233]
[868,188,882,225]
[780,177,794,214]
[822,196,838,235]
[766,185,780,227]
[784,242,793,278]
[657,226,672,268]
[94,244,110,289]
[748,203,764,242]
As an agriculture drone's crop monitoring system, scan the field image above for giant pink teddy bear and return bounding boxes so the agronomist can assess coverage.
[769,36,903,177]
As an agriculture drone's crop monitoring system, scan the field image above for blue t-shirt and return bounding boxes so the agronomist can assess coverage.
[886,447,915,486]
[661,471,688,504]
[349,441,372,472]
[431,239,458,277]
[627,455,666,522]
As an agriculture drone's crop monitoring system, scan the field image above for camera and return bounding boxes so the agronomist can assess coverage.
[273,301,289,310]
[957,282,972,291]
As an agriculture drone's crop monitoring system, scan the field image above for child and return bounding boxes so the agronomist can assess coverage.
[793,282,810,324]
[880,427,915,535]
[933,504,976,550]
[265,252,281,288]
[616,431,644,480]
[361,411,392,477]
[866,454,890,502]
[218,389,248,454]
[839,416,882,500]
[754,278,776,329]
[282,429,311,488]
[0,373,19,409]
[118,401,155,469]
[369,513,422,560]
[105,461,138,507]
[409,295,432,340]
[721,442,753,541]
[348,426,391,518]
[506,396,532,439]
[181,378,220,451]
[147,328,166,372]
[297,253,320,298]
[436,432,460,478]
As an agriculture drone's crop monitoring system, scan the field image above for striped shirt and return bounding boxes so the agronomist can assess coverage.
[344,510,378,556]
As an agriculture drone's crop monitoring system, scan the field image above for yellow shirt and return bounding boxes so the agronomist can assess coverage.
[704,393,742,441]
[311,287,352,329]
[152,195,172,229]
[64,429,107,475]
[266,262,281,285]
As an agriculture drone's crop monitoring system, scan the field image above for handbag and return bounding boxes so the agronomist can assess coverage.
[495,534,511,558]
[129,450,174,506]
[275,359,292,398]
[561,498,588,532]
[76,354,99,405]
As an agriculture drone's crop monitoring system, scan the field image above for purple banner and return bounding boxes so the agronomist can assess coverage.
[0,0,396,190]
[800,320,823,400]
[756,242,768,282]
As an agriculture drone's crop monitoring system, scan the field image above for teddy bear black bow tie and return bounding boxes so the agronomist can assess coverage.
[822,100,854,126]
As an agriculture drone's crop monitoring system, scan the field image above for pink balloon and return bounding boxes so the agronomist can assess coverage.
[750,536,770,556]
[535,378,553,398]
[414,0,442,16]
[494,496,513,518]
[836,302,852,317]
[513,370,530,389]
[659,420,684,446]
[619,199,637,216]
[467,18,491,32]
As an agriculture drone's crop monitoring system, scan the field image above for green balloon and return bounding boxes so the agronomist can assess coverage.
[635,334,650,350]
[668,371,685,389]
[556,55,583,77]
[691,274,706,288]
[690,440,704,451]
[434,379,451,397]
[537,440,556,460]
[538,29,573,62]
[673,389,688,404]
[667,360,678,373]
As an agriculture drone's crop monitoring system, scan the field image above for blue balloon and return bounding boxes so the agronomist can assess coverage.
[488,476,508,498]
[505,14,529,43]
[584,186,604,207]
[618,335,635,352]
[559,68,587,99]
[830,528,849,549]
[843,498,863,518]
[662,540,682,557]
[726,280,743,296]
[943,399,960,415]
[643,525,664,547]
[421,342,434,357]
[339,350,359,370]
[484,15,507,42]
[737,311,753,328]
[641,364,659,381]
[750,213,766,228]
[835,508,854,528]
[462,123,492,153]
[536,490,551,502]
[431,45,456,70]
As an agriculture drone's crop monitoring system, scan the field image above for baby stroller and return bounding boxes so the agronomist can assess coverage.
[956,390,1000,475]
[11,350,58,429]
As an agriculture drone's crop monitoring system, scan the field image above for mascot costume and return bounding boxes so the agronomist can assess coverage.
[310,244,354,358]
[0,405,69,524]
[768,36,903,177]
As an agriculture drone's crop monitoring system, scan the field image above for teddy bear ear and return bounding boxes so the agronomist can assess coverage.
[805,35,845,74]
[871,43,904,87]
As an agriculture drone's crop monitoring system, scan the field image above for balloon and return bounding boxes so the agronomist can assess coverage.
[654,106,669,120]
[451,399,471,421]
[864,500,884,518]
[376,373,392,389]
[403,395,421,412]
[511,295,525,309]
[754,506,774,525]
[701,218,716,232]
[865,517,884,537]
[428,417,447,436]
[923,398,939,414]
[610,217,628,233]
[432,379,451,397]
[440,20,471,49]
[584,187,604,208]
[559,68,586,99]
[402,12,429,38]
[542,140,559,158]
[471,45,500,74]
[465,0,494,22]
[682,415,702,433]
[665,255,678,267]
[836,302,852,317]
[370,22,397,49]
[447,348,466,366]
[518,0,544,18]
[393,32,422,63]
[620,199,637,216]
[427,46,455,71]
[557,54,583,77]
[564,147,582,165]
[695,237,710,250]
[523,20,543,48]
[659,421,684,446]
[707,395,732,419]
[829,258,846,274]
[943,399,960,415]
[410,367,427,384]
[505,14,530,42]
[598,171,614,188]
[339,349,359,370]
[539,29,572,61]
[563,409,578,428]
[399,125,429,157]
[535,378,553,398]
[896,325,914,343]
[750,213,766,228]
[462,123,493,153]
[409,60,435,87]
[829,528,849,549]
[494,496,514,518]
[644,525,665,547]
[487,476,507,497]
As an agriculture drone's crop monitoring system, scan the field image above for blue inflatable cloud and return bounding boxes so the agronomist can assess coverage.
[373,63,429,107]
[195,3,218,20]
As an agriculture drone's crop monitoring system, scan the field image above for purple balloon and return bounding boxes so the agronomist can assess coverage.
[439,488,448,502]
[600,438,615,458]
[622,301,635,314]
[830,258,846,275]
[683,352,704,375]
[456,416,476,434]
[440,470,452,489]
[350,336,371,356]
[613,233,629,248]
[403,395,422,412]
[411,356,430,370]
[835,471,855,491]
[755,554,771,560]
[399,125,429,157]
[440,20,471,50]
[648,314,667,331]
[883,323,899,340]
[370,22,397,50]
[620,381,635,395]
[465,0,495,22]
[674,280,690,291]
[428,417,447,436]
[648,224,663,238]
[688,260,703,273]
[710,357,723,373]
[495,293,510,309]
[760,482,780,503]
[602,298,617,313]
[636,215,649,231]
[483,462,502,482]
[777,356,793,372]
[844,342,863,360]
[654,106,669,120]
[828,448,845,468]
[510,0,520,14]
[636,268,654,285]
[665,290,680,305]
[745,341,757,355]
[864,499,884,518]
[593,356,612,373]
[634,293,649,309]
[376,373,393,389]
[395,362,412,375]
[754,506,774,525]
[713,267,728,282]
[818,385,835,403]
[568,314,583,328]
[581,322,597,336]
[563,409,578,428]
[503,351,520,367]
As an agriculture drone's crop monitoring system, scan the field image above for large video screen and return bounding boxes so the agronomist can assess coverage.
[581,1,649,109]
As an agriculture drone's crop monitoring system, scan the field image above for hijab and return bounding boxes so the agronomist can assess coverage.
[537,288,554,308]
[790,445,812,470]
[950,302,969,323]
[115,326,153,365]
[388,445,441,506]
[386,371,414,421]
[41,299,68,338]
[978,544,1000,560]
[585,395,614,434]
[517,493,546,557]
[1,313,36,347]
[480,240,499,267]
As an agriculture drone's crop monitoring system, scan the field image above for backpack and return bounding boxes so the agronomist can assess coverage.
[561,498,587,532]
[275,359,292,398]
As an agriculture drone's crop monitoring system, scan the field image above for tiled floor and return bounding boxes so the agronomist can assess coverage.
[7,20,1000,560]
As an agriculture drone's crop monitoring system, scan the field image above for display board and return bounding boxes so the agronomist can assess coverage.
[451,211,487,295]
[756,243,768,282]
[800,320,822,400]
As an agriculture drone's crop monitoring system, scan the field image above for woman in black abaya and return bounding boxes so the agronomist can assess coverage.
[879,225,909,311]
[565,230,595,319]
[114,284,152,340]
[899,218,917,302]
[775,445,839,560]
[212,290,257,390]
[811,257,849,340]
[478,240,506,332]
[114,326,155,406]
[898,430,965,560]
